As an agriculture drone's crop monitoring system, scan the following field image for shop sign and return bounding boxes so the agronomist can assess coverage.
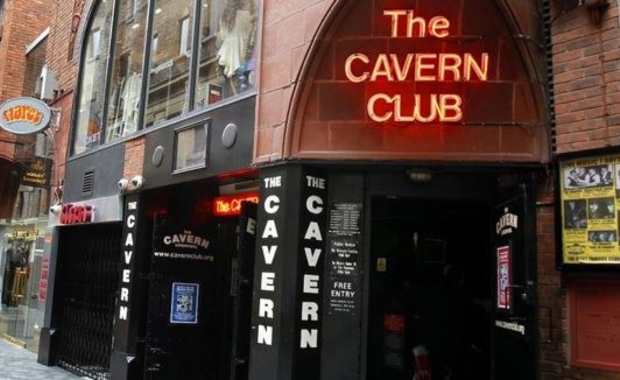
[255,174,283,347]
[153,225,214,262]
[38,257,50,301]
[0,97,52,135]
[213,192,259,216]
[117,196,138,324]
[60,203,95,224]
[297,174,327,350]
[559,153,620,265]
[344,9,489,124]
[21,157,52,188]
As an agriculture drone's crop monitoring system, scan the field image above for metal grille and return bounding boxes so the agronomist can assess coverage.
[55,224,122,380]
[82,170,94,196]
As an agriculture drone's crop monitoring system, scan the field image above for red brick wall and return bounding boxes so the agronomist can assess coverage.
[552,1,620,153]
[254,0,332,163]
[0,0,51,102]
[37,0,82,194]
[0,0,52,164]
[123,137,145,179]
[550,3,620,378]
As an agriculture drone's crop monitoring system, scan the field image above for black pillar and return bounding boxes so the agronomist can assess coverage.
[110,193,146,380]
[248,165,328,380]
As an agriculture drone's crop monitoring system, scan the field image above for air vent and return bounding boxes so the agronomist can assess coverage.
[82,170,94,196]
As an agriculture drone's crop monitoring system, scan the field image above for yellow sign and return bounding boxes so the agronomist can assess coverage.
[560,154,620,264]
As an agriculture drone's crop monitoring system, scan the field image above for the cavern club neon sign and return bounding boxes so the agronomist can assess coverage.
[213,193,259,216]
[344,10,490,124]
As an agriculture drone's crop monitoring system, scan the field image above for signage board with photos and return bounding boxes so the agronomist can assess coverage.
[560,153,620,264]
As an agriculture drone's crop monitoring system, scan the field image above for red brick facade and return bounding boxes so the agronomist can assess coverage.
[543,1,620,379]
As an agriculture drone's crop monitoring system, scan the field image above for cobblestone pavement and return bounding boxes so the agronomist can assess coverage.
[0,338,87,380]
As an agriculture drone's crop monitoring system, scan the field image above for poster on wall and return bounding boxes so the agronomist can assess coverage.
[560,154,620,264]
[170,282,199,324]
[497,246,512,310]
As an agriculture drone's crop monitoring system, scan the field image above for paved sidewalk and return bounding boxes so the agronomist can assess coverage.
[0,338,87,379]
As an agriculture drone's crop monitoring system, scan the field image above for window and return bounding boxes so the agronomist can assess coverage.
[179,17,191,56]
[88,29,101,58]
[174,123,208,171]
[144,0,194,127]
[73,1,114,155]
[72,0,260,156]
[194,0,257,109]
[105,0,148,143]
[151,34,159,65]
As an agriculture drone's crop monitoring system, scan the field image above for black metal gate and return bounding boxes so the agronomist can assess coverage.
[55,223,122,380]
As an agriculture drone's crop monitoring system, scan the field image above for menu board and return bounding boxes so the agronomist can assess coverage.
[560,154,620,264]
[326,203,362,315]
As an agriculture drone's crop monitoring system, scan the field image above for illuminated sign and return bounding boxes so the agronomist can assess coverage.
[213,192,260,216]
[0,97,52,135]
[21,157,52,188]
[60,203,95,224]
[344,9,489,124]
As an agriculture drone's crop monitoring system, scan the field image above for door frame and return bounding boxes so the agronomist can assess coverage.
[360,168,539,380]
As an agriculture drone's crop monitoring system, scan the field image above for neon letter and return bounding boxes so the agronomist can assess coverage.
[345,53,370,83]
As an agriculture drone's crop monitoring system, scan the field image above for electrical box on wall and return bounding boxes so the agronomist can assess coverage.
[37,65,58,100]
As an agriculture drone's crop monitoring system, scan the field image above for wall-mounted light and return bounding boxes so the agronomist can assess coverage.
[406,168,433,183]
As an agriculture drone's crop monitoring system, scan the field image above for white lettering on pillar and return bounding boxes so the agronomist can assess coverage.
[259,298,275,319]
[300,329,318,348]
[258,325,273,345]
[301,302,319,321]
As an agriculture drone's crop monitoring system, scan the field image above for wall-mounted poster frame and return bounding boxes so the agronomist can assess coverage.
[557,148,620,268]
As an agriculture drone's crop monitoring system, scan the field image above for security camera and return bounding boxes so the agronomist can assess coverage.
[117,178,129,191]
[130,175,144,190]
[49,204,61,214]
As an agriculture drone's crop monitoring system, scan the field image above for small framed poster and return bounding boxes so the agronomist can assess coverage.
[170,282,199,324]
[497,246,512,310]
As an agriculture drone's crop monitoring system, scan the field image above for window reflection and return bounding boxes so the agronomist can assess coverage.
[195,0,257,109]
[145,0,195,127]
[175,124,208,170]
[73,0,260,156]
[74,1,113,155]
[106,0,147,142]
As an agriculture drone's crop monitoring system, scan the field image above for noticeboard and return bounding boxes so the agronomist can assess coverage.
[559,153,620,265]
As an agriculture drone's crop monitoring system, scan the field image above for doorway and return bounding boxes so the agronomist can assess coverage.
[367,196,492,380]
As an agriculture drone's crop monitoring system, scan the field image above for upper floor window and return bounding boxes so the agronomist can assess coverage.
[72,0,260,155]
[73,1,114,155]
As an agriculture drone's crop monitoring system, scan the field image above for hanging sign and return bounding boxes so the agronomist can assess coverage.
[0,97,52,135]
[21,157,52,188]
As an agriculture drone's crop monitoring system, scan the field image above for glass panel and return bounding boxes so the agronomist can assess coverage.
[175,124,208,170]
[194,0,258,109]
[144,0,195,127]
[105,0,148,142]
[0,232,34,347]
[73,1,114,155]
